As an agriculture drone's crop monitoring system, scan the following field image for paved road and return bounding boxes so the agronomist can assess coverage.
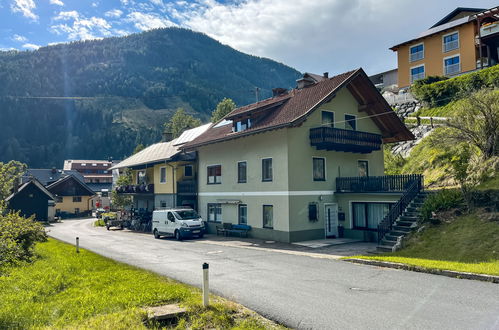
[48,219,499,330]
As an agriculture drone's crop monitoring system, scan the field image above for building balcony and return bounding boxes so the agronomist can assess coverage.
[310,127,382,154]
[177,180,197,195]
[481,22,499,38]
[115,184,154,194]
[336,174,423,193]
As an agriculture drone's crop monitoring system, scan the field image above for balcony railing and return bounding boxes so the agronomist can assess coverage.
[481,22,499,38]
[410,51,424,62]
[310,127,382,154]
[443,40,459,52]
[336,174,423,193]
[410,72,425,83]
[177,180,197,195]
[445,63,460,76]
[115,184,154,194]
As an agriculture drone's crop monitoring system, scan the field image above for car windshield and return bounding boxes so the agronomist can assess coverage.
[174,210,199,220]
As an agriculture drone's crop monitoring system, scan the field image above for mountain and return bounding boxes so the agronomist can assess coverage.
[0,27,301,167]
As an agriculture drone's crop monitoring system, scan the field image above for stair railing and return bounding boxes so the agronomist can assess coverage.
[377,175,423,244]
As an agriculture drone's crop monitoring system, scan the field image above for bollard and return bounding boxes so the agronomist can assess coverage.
[76,237,80,253]
[202,263,209,307]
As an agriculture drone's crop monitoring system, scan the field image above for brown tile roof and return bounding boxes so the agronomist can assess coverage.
[183,68,412,149]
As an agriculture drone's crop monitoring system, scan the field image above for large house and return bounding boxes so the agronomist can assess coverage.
[391,6,499,88]
[110,124,210,212]
[46,175,95,217]
[183,69,420,243]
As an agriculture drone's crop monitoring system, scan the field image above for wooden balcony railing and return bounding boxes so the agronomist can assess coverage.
[336,174,423,193]
[310,127,382,154]
[115,184,154,194]
[177,180,197,195]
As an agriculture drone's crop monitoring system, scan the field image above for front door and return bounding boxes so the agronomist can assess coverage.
[325,204,338,238]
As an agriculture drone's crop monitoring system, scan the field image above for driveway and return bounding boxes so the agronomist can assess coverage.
[48,218,499,330]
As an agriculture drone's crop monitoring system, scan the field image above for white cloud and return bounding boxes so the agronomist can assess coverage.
[49,0,65,6]
[12,34,28,42]
[105,9,123,18]
[54,10,80,21]
[126,12,176,31]
[91,2,98,7]
[22,43,40,50]
[10,0,38,21]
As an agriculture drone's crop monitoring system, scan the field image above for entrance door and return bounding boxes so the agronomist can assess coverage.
[325,204,338,238]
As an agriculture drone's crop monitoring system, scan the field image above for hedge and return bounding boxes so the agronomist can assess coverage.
[411,64,499,107]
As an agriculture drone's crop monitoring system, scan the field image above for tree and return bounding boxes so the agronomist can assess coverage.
[211,98,236,123]
[0,161,27,202]
[164,108,202,138]
[445,89,499,159]
[111,168,133,210]
[133,144,145,154]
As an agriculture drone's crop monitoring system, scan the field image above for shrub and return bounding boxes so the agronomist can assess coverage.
[0,212,47,271]
[421,189,464,222]
[411,65,499,107]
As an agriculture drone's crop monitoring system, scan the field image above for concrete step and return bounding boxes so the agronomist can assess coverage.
[410,202,424,208]
[377,245,394,252]
[385,232,405,240]
[396,220,416,227]
[393,225,412,233]
[403,212,420,218]
[406,206,420,213]
[399,215,419,222]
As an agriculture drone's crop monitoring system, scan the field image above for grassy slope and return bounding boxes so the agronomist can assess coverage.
[0,239,282,329]
[357,213,499,275]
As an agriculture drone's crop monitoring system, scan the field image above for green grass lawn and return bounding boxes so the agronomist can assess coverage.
[0,239,282,329]
[355,214,499,276]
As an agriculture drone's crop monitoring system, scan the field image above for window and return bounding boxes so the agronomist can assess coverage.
[358,160,369,177]
[207,203,222,222]
[308,203,318,221]
[344,114,357,130]
[234,118,251,132]
[238,204,248,224]
[313,157,326,181]
[184,165,193,177]
[81,163,86,166]
[237,161,247,183]
[262,158,273,182]
[444,56,460,75]
[92,163,97,166]
[160,167,167,183]
[409,43,424,62]
[443,32,459,52]
[137,170,146,184]
[353,202,393,230]
[55,196,62,203]
[167,212,175,221]
[263,205,273,228]
[410,65,425,83]
[73,196,82,203]
[207,165,221,184]
[160,200,167,208]
[104,163,108,166]
[321,111,334,127]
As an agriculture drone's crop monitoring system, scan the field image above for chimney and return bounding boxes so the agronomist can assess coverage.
[272,88,288,97]
[323,72,329,79]
[51,167,57,174]
[162,130,173,142]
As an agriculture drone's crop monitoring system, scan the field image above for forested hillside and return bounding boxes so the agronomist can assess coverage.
[0,27,301,167]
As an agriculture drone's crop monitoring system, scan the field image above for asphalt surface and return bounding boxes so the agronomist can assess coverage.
[48,219,499,330]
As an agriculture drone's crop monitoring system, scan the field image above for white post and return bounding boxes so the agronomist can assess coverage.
[76,237,80,253]
[202,263,209,307]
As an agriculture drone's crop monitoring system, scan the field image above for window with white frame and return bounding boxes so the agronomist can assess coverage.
[207,203,222,222]
[344,114,357,130]
[443,32,459,52]
[444,56,460,75]
[237,161,247,183]
[263,205,273,228]
[160,167,167,183]
[207,165,221,184]
[410,65,425,83]
[409,43,424,62]
[321,111,334,127]
[353,202,393,230]
[262,158,273,182]
[238,204,248,224]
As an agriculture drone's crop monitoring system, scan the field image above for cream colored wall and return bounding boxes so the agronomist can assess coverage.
[396,22,477,87]
[55,196,92,213]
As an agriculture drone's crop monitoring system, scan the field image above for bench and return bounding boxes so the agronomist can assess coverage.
[216,223,252,237]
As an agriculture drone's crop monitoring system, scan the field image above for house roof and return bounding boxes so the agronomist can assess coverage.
[391,7,489,50]
[110,124,209,170]
[5,178,55,202]
[46,174,96,196]
[22,169,85,186]
[182,68,413,150]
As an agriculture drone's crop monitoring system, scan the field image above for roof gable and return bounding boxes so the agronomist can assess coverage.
[183,68,413,149]
[46,175,95,196]
[431,7,485,28]
[6,178,54,202]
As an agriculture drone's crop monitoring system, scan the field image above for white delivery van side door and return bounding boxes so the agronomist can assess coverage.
[166,211,177,234]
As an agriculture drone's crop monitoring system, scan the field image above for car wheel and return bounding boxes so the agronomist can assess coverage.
[106,225,110,231]
[175,230,182,241]
[153,229,160,239]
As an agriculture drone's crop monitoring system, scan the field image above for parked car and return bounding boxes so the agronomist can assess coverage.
[152,208,205,240]
[95,208,106,219]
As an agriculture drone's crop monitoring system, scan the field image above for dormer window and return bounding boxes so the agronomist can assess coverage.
[234,118,251,132]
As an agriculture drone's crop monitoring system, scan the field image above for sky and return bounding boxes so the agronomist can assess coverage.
[0,0,498,75]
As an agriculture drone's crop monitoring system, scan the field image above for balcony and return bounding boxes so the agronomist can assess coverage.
[410,51,424,62]
[177,180,197,195]
[445,63,460,76]
[115,184,154,194]
[481,22,499,38]
[310,127,382,154]
[336,175,423,193]
[443,40,459,52]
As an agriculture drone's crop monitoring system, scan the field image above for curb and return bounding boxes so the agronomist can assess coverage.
[344,258,499,284]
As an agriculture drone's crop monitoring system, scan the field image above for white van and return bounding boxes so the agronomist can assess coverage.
[152,208,205,240]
